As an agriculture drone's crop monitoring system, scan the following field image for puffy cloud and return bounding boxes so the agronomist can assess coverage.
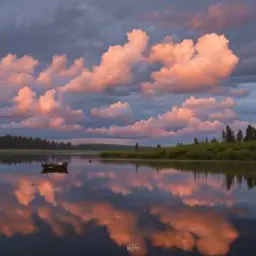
[150,207,239,256]
[38,89,60,114]
[13,86,36,111]
[38,180,57,206]
[60,29,149,93]
[87,96,239,138]
[0,202,37,237]
[62,201,147,254]
[209,109,238,122]
[0,54,39,74]
[0,87,84,131]
[142,34,239,94]
[182,96,236,109]
[91,101,132,119]
[37,55,84,86]
[14,177,36,206]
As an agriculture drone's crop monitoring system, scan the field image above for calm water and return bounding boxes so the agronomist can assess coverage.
[0,155,256,256]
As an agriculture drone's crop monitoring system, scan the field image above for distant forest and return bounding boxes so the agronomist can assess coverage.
[0,135,134,150]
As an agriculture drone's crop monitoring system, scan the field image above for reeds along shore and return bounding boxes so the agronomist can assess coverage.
[100,141,256,161]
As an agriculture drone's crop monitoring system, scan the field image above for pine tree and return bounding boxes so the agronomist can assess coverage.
[236,130,243,142]
[225,125,235,143]
[135,143,139,151]
[222,130,226,142]
[244,125,254,141]
[194,137,199,144]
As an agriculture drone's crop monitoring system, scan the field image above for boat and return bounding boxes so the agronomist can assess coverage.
[41,161,69,173]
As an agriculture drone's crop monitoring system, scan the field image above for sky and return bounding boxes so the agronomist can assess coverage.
[0,0,256,146]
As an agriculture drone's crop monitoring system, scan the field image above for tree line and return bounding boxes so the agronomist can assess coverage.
[193,125,256,145]
[0,135,134,150]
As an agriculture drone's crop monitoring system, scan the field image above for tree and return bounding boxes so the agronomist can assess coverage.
[244,125,255,141]
[225,125,235,143]
[205,137,208,144]
[211,138,218,143]
[157,144,162,149]
[236,130,243,142]
[135,143,139,151]
[194,137,199,144]
[222,130,226,142]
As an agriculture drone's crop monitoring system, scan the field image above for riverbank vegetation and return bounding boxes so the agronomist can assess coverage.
[100,125,256,161]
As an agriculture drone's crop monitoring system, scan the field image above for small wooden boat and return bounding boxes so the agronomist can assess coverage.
[41,161,68,173]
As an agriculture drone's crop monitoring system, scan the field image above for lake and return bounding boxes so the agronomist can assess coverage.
[0,154,256,256]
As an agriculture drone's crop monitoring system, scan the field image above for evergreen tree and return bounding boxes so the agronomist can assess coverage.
[236,130,243,142]
[194,137,199,144]
[244,125,254,141]
[156,144,161,149]
[135,143,139,151]
[222,130,226,142]
[225,125,235,143]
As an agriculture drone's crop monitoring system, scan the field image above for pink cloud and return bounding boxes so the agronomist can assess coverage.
[13,86,36,111]
[3,116,82,131]
[1,87,85,131]
[37,56,84,86]
[38,180,57,206]
[150,207,238,256]
[91,101,132,119]
[87,96,238,138]
[142,34,239,94]
[209,109,238,122]
[60,29,149,93]
[14,177,36,206]
[38,89,60,114]
[182,97,236,109]
[0,54,39,73]
[7,73,35,87]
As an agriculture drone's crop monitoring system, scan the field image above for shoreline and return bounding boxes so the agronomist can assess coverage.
[99,158,256,163]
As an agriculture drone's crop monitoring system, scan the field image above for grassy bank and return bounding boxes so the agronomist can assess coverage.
[100,141,256,161]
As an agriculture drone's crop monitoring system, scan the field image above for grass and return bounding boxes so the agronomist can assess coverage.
[100,141,256,161]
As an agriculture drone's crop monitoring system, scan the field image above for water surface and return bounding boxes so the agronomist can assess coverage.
[0,155,256,255]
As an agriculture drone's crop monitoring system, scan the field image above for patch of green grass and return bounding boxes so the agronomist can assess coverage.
[100,141,256,161]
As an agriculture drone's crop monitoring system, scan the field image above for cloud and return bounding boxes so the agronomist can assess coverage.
[150,207,238,256]
[0,54,39,74]
[13,86,36,111]
[62,201,147,254]
[14,177,36,206]
[37,55,84,87]
[142,34,239,95]
[0,87,84,131]
[91,101,132,119]
[189,2,256,33]
[86,96,241,139]
[142,1,256,33]
[60,29,149,93]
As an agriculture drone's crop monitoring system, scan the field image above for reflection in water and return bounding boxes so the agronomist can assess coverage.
[0,156,256,255]
[150,206,238,256]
